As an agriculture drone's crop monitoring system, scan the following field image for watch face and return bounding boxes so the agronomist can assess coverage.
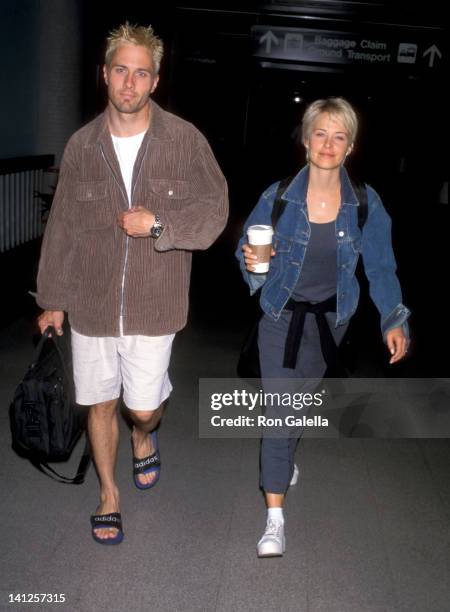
[151,225,163,238]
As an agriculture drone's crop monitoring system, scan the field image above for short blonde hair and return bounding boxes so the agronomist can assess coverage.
[105,22,164,74]
[301,97,358,144]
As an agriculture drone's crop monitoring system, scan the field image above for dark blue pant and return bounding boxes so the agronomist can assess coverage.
[258,311,347,494]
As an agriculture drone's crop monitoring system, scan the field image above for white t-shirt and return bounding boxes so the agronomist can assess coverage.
[111,131,146,205]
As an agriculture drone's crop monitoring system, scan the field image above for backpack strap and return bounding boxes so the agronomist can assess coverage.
[350,177,368,230]
[271,175,293,227]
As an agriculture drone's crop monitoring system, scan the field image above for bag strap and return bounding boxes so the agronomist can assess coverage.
[44,326,72,381]
[350,177,368,230]
[271,175,293,227]
[29,435,91,485]
[28,327,53,369]
[28,327,71,382]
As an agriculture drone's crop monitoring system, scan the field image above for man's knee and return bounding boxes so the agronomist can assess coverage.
[130,407,161,425]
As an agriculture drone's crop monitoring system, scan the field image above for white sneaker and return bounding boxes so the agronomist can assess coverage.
[289,463,299,486]
[257,519,286,557]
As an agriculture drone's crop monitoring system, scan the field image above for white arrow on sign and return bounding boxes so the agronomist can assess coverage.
[259,30,279,54]
[423,44,442,67]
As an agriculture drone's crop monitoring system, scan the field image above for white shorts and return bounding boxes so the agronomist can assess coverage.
[71,325,175,411]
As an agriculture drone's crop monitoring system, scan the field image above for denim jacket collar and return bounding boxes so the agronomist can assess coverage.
[282,164,359,208]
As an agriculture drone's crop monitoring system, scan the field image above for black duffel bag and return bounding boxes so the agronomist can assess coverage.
[9,326,90,484]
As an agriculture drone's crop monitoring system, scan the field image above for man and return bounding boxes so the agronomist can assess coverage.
[37,23,228,544]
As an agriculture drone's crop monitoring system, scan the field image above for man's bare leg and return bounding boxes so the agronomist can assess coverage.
[128,405,163,487]
[88,399,120,540]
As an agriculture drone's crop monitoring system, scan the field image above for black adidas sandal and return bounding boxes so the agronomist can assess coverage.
[90,512,124,545]
[132,431,161,490]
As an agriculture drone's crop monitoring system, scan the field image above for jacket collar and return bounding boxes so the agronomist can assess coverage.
[84,100,172,196]
[282,164,359,207]
[86,99,173,147]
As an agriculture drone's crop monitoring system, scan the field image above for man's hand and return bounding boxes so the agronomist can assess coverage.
[118,206,155,238]
[242,243,276,272]
[386,326,408,364]
[37,310,64,336]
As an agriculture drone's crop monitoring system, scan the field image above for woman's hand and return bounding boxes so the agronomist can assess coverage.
[386,326,408,364]
[242,243,276,272]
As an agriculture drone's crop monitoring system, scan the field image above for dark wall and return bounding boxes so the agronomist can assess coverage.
[0,0,40,158]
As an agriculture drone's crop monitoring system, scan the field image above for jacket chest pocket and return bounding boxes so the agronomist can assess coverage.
[145,179,190,211]
[75,180,112,230]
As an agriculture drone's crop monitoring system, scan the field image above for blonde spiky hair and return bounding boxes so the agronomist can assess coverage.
[105,22,164,74]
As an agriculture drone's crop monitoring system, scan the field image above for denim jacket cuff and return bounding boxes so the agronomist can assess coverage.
[381,303,411,340]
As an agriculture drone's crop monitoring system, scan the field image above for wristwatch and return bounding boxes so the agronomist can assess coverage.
[150,214,164,238]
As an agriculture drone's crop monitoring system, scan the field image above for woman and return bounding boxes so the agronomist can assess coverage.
[236,97,410,557]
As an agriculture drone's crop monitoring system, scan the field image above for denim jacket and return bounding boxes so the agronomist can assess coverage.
[236,165,410,337]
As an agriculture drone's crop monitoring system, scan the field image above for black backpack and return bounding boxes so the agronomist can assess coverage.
[9,326,90,484]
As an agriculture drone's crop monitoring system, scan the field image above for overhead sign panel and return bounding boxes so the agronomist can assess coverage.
[252,26,444,70]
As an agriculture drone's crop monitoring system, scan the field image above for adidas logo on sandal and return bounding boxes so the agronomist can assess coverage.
[134,455,158,469]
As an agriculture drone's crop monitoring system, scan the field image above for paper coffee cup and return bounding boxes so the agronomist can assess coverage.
[247,224,274,273]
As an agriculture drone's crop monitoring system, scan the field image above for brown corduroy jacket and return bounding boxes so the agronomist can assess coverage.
[37,101,228,336]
